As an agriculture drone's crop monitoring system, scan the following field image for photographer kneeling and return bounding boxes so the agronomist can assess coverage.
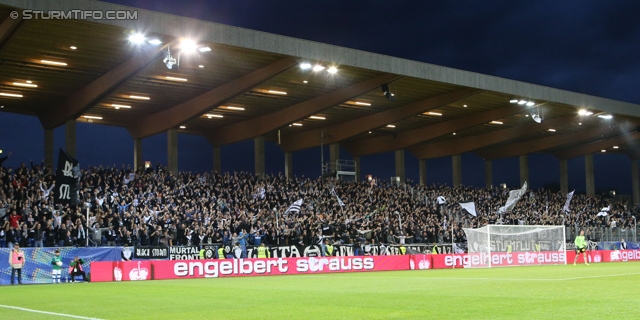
[69,256,88,283]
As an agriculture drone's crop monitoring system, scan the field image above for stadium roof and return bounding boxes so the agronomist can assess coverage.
[1,0,640,160]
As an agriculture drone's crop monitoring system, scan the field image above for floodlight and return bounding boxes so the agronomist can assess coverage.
[128,33,146,44]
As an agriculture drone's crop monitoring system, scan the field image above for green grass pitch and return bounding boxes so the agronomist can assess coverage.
[2,262,638,319]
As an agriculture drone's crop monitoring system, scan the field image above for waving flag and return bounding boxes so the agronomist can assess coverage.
[459,202,477,217]
[285,199,303,215]
[330,187,345,207]
[562,190,574,213]
[498,182,527,213]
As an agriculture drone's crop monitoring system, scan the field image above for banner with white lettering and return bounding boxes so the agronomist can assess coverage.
[90,255,411,282]
[169,246,201,260]
[54,148,81,207]
[134,246,169,259]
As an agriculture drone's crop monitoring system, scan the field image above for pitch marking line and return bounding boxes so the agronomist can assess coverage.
[307,272,640,282]
[0,304,103,319]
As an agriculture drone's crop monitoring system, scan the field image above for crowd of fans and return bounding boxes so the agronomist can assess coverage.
[1,156,638,249]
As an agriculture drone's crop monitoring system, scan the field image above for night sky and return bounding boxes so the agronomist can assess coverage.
[1,0,639,194]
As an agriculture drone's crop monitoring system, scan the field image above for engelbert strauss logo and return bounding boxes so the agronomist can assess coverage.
[10,9,138,20]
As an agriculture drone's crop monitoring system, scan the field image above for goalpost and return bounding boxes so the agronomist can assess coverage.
[462,225,567,268]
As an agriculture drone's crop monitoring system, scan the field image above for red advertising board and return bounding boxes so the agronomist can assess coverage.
[430,249,639,268]
[91,255,411,282]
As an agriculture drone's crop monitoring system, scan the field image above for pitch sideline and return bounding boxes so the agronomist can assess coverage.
[0,304,104,320]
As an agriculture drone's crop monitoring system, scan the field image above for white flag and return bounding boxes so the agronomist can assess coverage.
[285,199,303,214]
[330,187,345,207]
[437,196,446,205]
[597,206,610,217]
[459,202,477,217]
[498,182,527,213]
[562,190,574,213]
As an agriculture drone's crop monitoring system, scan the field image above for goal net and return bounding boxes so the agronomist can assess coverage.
[462,225,566,268]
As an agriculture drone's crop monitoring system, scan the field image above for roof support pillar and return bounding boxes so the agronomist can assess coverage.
[485,160,493,189]
[395,150,406,183]
[519,155,529,186]
[585,154,595,196]
[284,152,293,179]
[65,119,76,158]
[419,159,427,186]
[134,139,143,171]
[632,159,640,205]
[255,136,265,176]
[560,159,569,194]
[213,146,221,173]
[167,129,178,176]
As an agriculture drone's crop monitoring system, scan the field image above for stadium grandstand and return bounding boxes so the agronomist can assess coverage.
[0,0,639,250]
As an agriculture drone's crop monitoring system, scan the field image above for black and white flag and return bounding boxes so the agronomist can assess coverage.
[285,199,303,215]
[562,190,574,213]
[54,149,82,207]
[330,187,345,207]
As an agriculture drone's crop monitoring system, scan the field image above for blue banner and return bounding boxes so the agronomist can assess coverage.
[0,247,121,285]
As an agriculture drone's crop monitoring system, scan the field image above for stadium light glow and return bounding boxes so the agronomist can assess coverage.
[613,146,619,149]
[82,115,102,120]
[490,121,503,125]
[148,39,162,45]
[386,124,396,128]
[292,123,303,126]
[180,39,198,53]
[598,114,613,119]
[165,76,188,82]
[205,114,223,118]
[224,106,245,111]
[13,82,37,88]
[312,65,325,72]
[327,66,338,74]
[309,116,326,120]
[526,101,535,107]
[128,33,146,44]
[179,126,186,129]
[111,104,131,109]
[0,92,23,98]
[427,112,442,116]
[198,47,211,52]
[129,95,150,100]
[547,128,556,132]
[578,109,593,116]
[40,60,67,66]
[300,63,312,70]
[510,99,519,103]
[267,90,287,95]
[69,46,77,50]
[517,100,527,105]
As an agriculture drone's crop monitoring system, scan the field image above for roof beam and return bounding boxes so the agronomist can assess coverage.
[553,132,640,160]
[475,125,627,160]
[206,74,400,146]
[128,56,298,139]
[39,44,168,129]
[280,87,482,152]
[409,115,577,159]
[0,12,23,52]
[345,103,529,156]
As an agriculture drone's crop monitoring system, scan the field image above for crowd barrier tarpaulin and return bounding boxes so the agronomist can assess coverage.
[0,247,120,285]
[90,255,411,282]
